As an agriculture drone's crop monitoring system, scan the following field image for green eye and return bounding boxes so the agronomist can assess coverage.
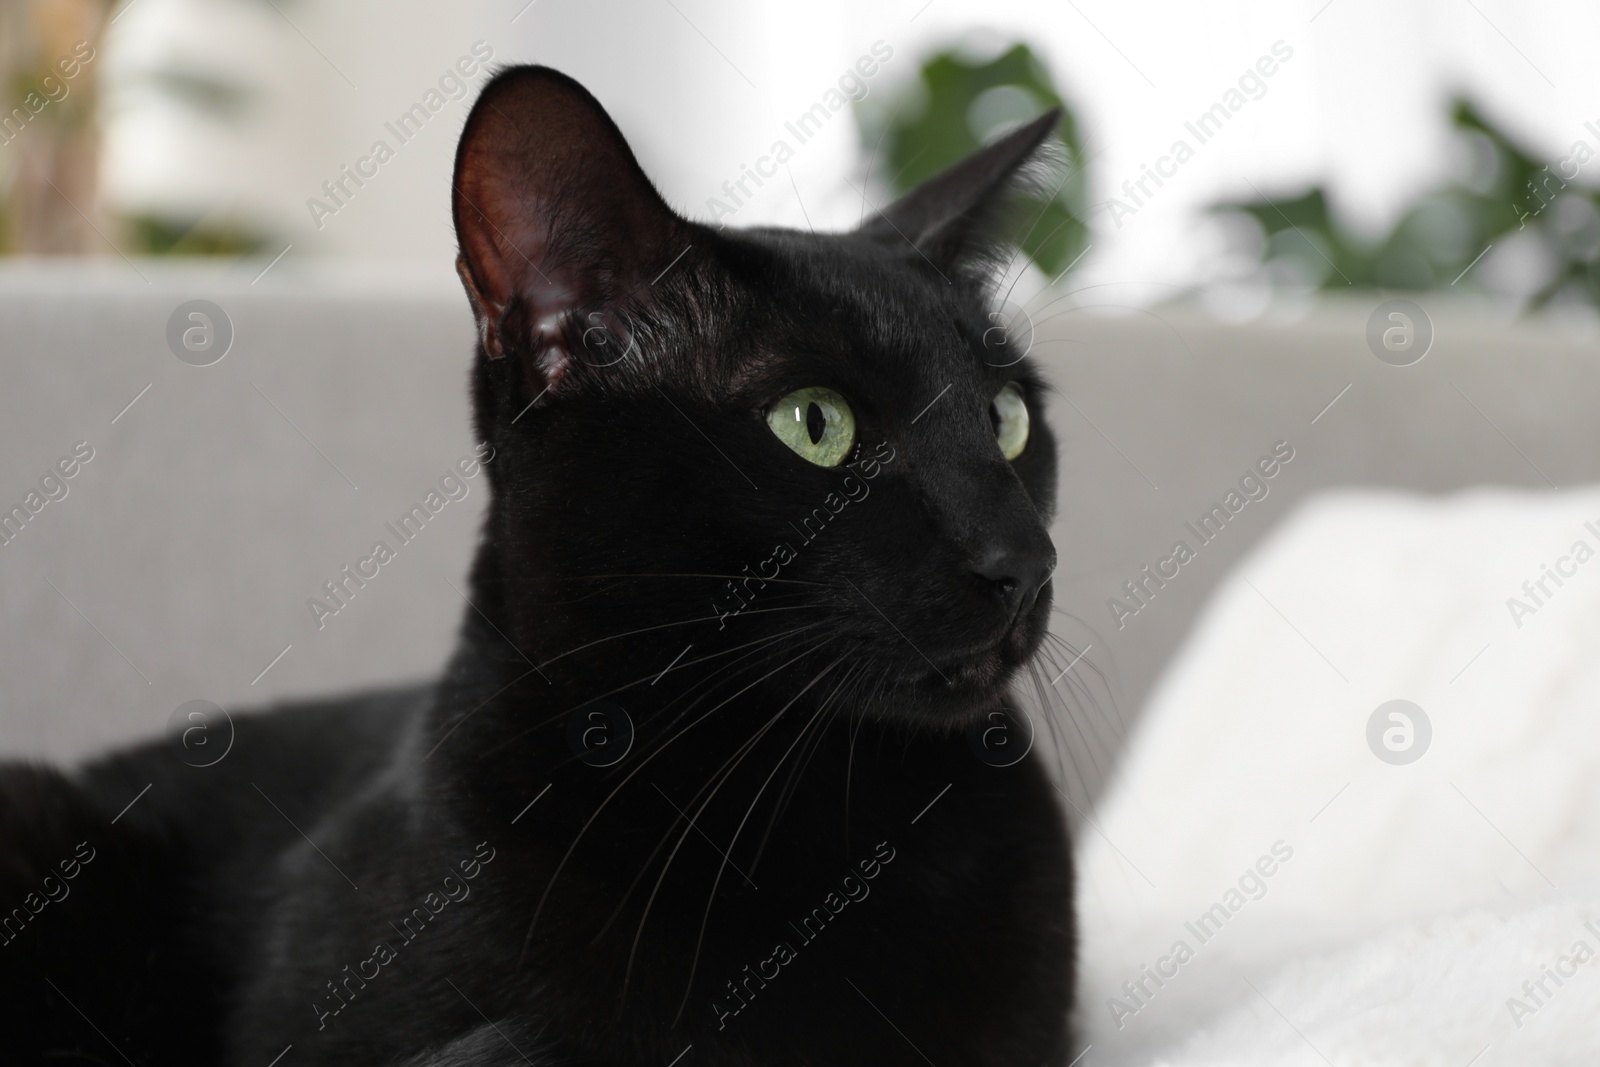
[992,382,1029,460]
[767,387,856,467]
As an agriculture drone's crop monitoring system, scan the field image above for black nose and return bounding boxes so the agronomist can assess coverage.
[971,542,1056,620]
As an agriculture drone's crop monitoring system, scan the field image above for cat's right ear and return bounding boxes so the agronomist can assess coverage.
[857,109,1061,287]
[452,65,686,391]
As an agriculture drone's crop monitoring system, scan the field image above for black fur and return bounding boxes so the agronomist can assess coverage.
[2,65,1074,1065]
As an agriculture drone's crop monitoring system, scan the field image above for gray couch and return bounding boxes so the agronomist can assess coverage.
[4,261,1595,813]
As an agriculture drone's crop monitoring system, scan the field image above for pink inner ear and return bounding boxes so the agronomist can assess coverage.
[450,66,687,384]
[454,255,507,359]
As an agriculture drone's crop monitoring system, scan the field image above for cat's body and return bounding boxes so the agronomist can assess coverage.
[3,65,1076,1065]
[0,687,425,1063]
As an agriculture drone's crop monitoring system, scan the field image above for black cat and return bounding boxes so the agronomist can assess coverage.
[2,65,1073,1065]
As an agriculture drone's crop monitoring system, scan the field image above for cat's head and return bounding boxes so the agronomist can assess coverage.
[452,65,1058,729]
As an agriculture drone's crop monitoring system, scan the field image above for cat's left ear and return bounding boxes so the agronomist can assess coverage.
[858,109,1061,283]
[452,65,687,387]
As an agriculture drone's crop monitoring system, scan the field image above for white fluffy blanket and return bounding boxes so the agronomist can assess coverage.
[1075,487,1600,1065]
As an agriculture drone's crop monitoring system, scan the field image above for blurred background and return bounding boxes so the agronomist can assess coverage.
[8,0,1600,750]
[10,0,1600,303]
[6,1,1600,1061]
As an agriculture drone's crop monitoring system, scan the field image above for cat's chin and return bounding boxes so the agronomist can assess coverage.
[895,608,1049,724]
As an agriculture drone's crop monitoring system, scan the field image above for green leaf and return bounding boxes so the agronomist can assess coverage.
[1210,96,1600,308]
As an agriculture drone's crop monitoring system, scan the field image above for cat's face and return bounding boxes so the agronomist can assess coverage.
[453,67,1058,727]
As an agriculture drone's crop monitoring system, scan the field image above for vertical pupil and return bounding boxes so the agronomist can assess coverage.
[990,404,1001,437]
[806,402,826,445]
